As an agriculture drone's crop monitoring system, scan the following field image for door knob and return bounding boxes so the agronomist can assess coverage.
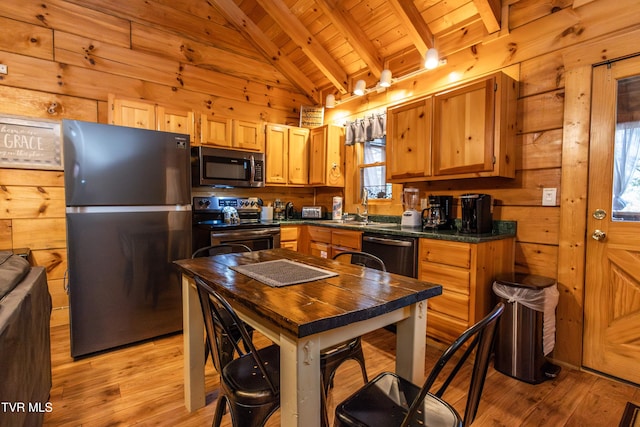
[592,230,606,241]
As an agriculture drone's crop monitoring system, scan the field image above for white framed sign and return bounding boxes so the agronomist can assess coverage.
[0,114,62,170]
[299,105,324,128]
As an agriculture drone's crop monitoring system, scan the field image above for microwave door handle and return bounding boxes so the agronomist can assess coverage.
[249,155,256,186]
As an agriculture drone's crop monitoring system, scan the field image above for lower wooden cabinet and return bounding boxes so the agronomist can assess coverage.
[280,225,300,251]
[419,237,514,344]
[304,226,361,258]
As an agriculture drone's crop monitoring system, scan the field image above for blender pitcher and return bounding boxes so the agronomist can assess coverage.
[401,188,422,227]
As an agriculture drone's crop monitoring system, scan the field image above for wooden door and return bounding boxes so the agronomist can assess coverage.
[265,124,288,184]
[308,126,327,185]
[386,97,432,181]
[433,77,494,175]
[288,127,309,185]
[234,120,263,151]
[108,95,155,129]
[157,106,195,142]
[200,114,232,147]
[583,55,640,385]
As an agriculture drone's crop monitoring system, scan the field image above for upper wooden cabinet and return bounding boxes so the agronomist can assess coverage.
[433,72,516,179]
[386,72,517,182]
[265,124,310,185]
[200,115,264,152]
[108,95,156,130]
[309,124,344,187]
[156,106,195,142]
[386,96,433,181]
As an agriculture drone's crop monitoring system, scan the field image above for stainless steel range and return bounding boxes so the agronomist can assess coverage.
[192,196,281,254]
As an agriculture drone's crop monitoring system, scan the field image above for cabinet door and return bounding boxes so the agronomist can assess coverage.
[433,77,494,175]
[109,96,155,130]
[157,106,195,142]
[288,127,310,185]
[265,125,288,184]
[200,114,232,147]
[309,126,327,185]
[234,120,264,151]
[309,125,344,186]
[386,97,432,181]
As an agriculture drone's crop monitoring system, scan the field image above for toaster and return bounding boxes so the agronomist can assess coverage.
[301,206,325,219]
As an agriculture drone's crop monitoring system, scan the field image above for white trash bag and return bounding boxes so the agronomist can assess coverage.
[492,281,559,356]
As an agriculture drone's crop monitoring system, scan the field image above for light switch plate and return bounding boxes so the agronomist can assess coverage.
[0,64,7,75]
[542,188,557,206]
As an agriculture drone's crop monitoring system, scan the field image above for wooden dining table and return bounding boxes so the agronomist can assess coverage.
[174,248,442,427]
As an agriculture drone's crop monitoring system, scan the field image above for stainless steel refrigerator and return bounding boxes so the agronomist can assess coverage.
[63,120,191,358]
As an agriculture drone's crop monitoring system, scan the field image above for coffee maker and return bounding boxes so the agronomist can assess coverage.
[460,193,493,234]
[422,195,454,230]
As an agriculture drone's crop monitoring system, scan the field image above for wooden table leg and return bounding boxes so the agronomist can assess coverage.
[182,275,206,412]
[279,334,322,427]
[395,301,427,384]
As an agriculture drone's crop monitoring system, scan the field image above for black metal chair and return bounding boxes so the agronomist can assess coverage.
[191,244,253,371]
[319,251,387,426]
[333,302,505,427]
[194,275,280,427]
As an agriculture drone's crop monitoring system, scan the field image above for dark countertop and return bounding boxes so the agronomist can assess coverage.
[272,218,516,243]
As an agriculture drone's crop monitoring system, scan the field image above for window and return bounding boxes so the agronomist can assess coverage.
[613,75,640,221]
[359,137,392,200]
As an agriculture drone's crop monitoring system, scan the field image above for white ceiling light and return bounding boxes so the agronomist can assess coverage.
[379,69,392,87]
[354,79,366,96]
[425,47,439,70]
[325,94,335,108]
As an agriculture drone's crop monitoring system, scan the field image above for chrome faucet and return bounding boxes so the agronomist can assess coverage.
[356,189,369,223]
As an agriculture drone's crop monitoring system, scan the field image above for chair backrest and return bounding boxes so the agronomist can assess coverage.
[193,275,278,394]
[332,251,386,272]
[402,302,505,427]
[191,243,252,259]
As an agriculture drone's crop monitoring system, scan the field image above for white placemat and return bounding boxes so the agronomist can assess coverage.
[230,259,338,287]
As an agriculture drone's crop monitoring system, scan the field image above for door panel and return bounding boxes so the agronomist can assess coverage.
[583,55,640,385]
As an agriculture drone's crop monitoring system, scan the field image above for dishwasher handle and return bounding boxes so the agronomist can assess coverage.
[362,235,414,247]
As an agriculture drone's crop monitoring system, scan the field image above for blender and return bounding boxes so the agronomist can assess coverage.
[401,188,422,227]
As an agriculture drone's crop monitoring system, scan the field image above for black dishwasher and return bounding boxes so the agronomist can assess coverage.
[361,233,418,278]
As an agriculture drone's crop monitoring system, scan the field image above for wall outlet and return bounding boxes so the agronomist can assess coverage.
[542,188,557,206]
[0,64,7,74]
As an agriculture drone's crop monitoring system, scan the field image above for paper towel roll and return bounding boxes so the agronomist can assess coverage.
[261,206,274,221]
[332,197,343,220]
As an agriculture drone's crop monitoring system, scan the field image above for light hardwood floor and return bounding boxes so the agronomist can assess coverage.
[44,322,639,426]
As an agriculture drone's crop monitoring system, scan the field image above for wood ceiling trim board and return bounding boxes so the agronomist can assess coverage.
[207,0,319,103]
[387,0,435,56]
[255,0,350,94]
[314,0,384,78]
[472,0,501,33]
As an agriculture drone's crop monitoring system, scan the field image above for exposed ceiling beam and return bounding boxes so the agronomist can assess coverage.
[255,0,350,95]
[387,0,435,57]
[207,0,319,103]
[314,0,384,79]
[473,0,502,33]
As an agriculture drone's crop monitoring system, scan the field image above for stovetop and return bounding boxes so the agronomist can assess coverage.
[192,196,278,230]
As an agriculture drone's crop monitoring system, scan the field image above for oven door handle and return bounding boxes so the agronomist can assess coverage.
[362,235,413,247]
[210,228,279,240]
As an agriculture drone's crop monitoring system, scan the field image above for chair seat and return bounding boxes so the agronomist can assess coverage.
[335,372,461,427]
[221,344,280,406]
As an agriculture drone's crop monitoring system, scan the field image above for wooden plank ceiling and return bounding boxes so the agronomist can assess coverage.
[71,0,502,104]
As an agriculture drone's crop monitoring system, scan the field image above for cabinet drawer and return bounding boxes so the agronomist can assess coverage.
[420,239,470,268]
[331,230,361,250]
[427,310,468,344]
[427,290,468,322]
[420,262,470,295]
[310,241,330,258]
[281,241,298,251]
[308,226,331,243]
[281,226,299,242]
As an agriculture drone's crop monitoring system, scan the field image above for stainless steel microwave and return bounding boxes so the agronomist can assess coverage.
[191,146,265,188]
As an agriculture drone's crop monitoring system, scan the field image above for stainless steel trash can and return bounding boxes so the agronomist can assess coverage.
[492,273,561,384]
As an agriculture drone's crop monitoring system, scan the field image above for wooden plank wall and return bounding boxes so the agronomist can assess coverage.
[325,0,640,366]
[0,0,307,327]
